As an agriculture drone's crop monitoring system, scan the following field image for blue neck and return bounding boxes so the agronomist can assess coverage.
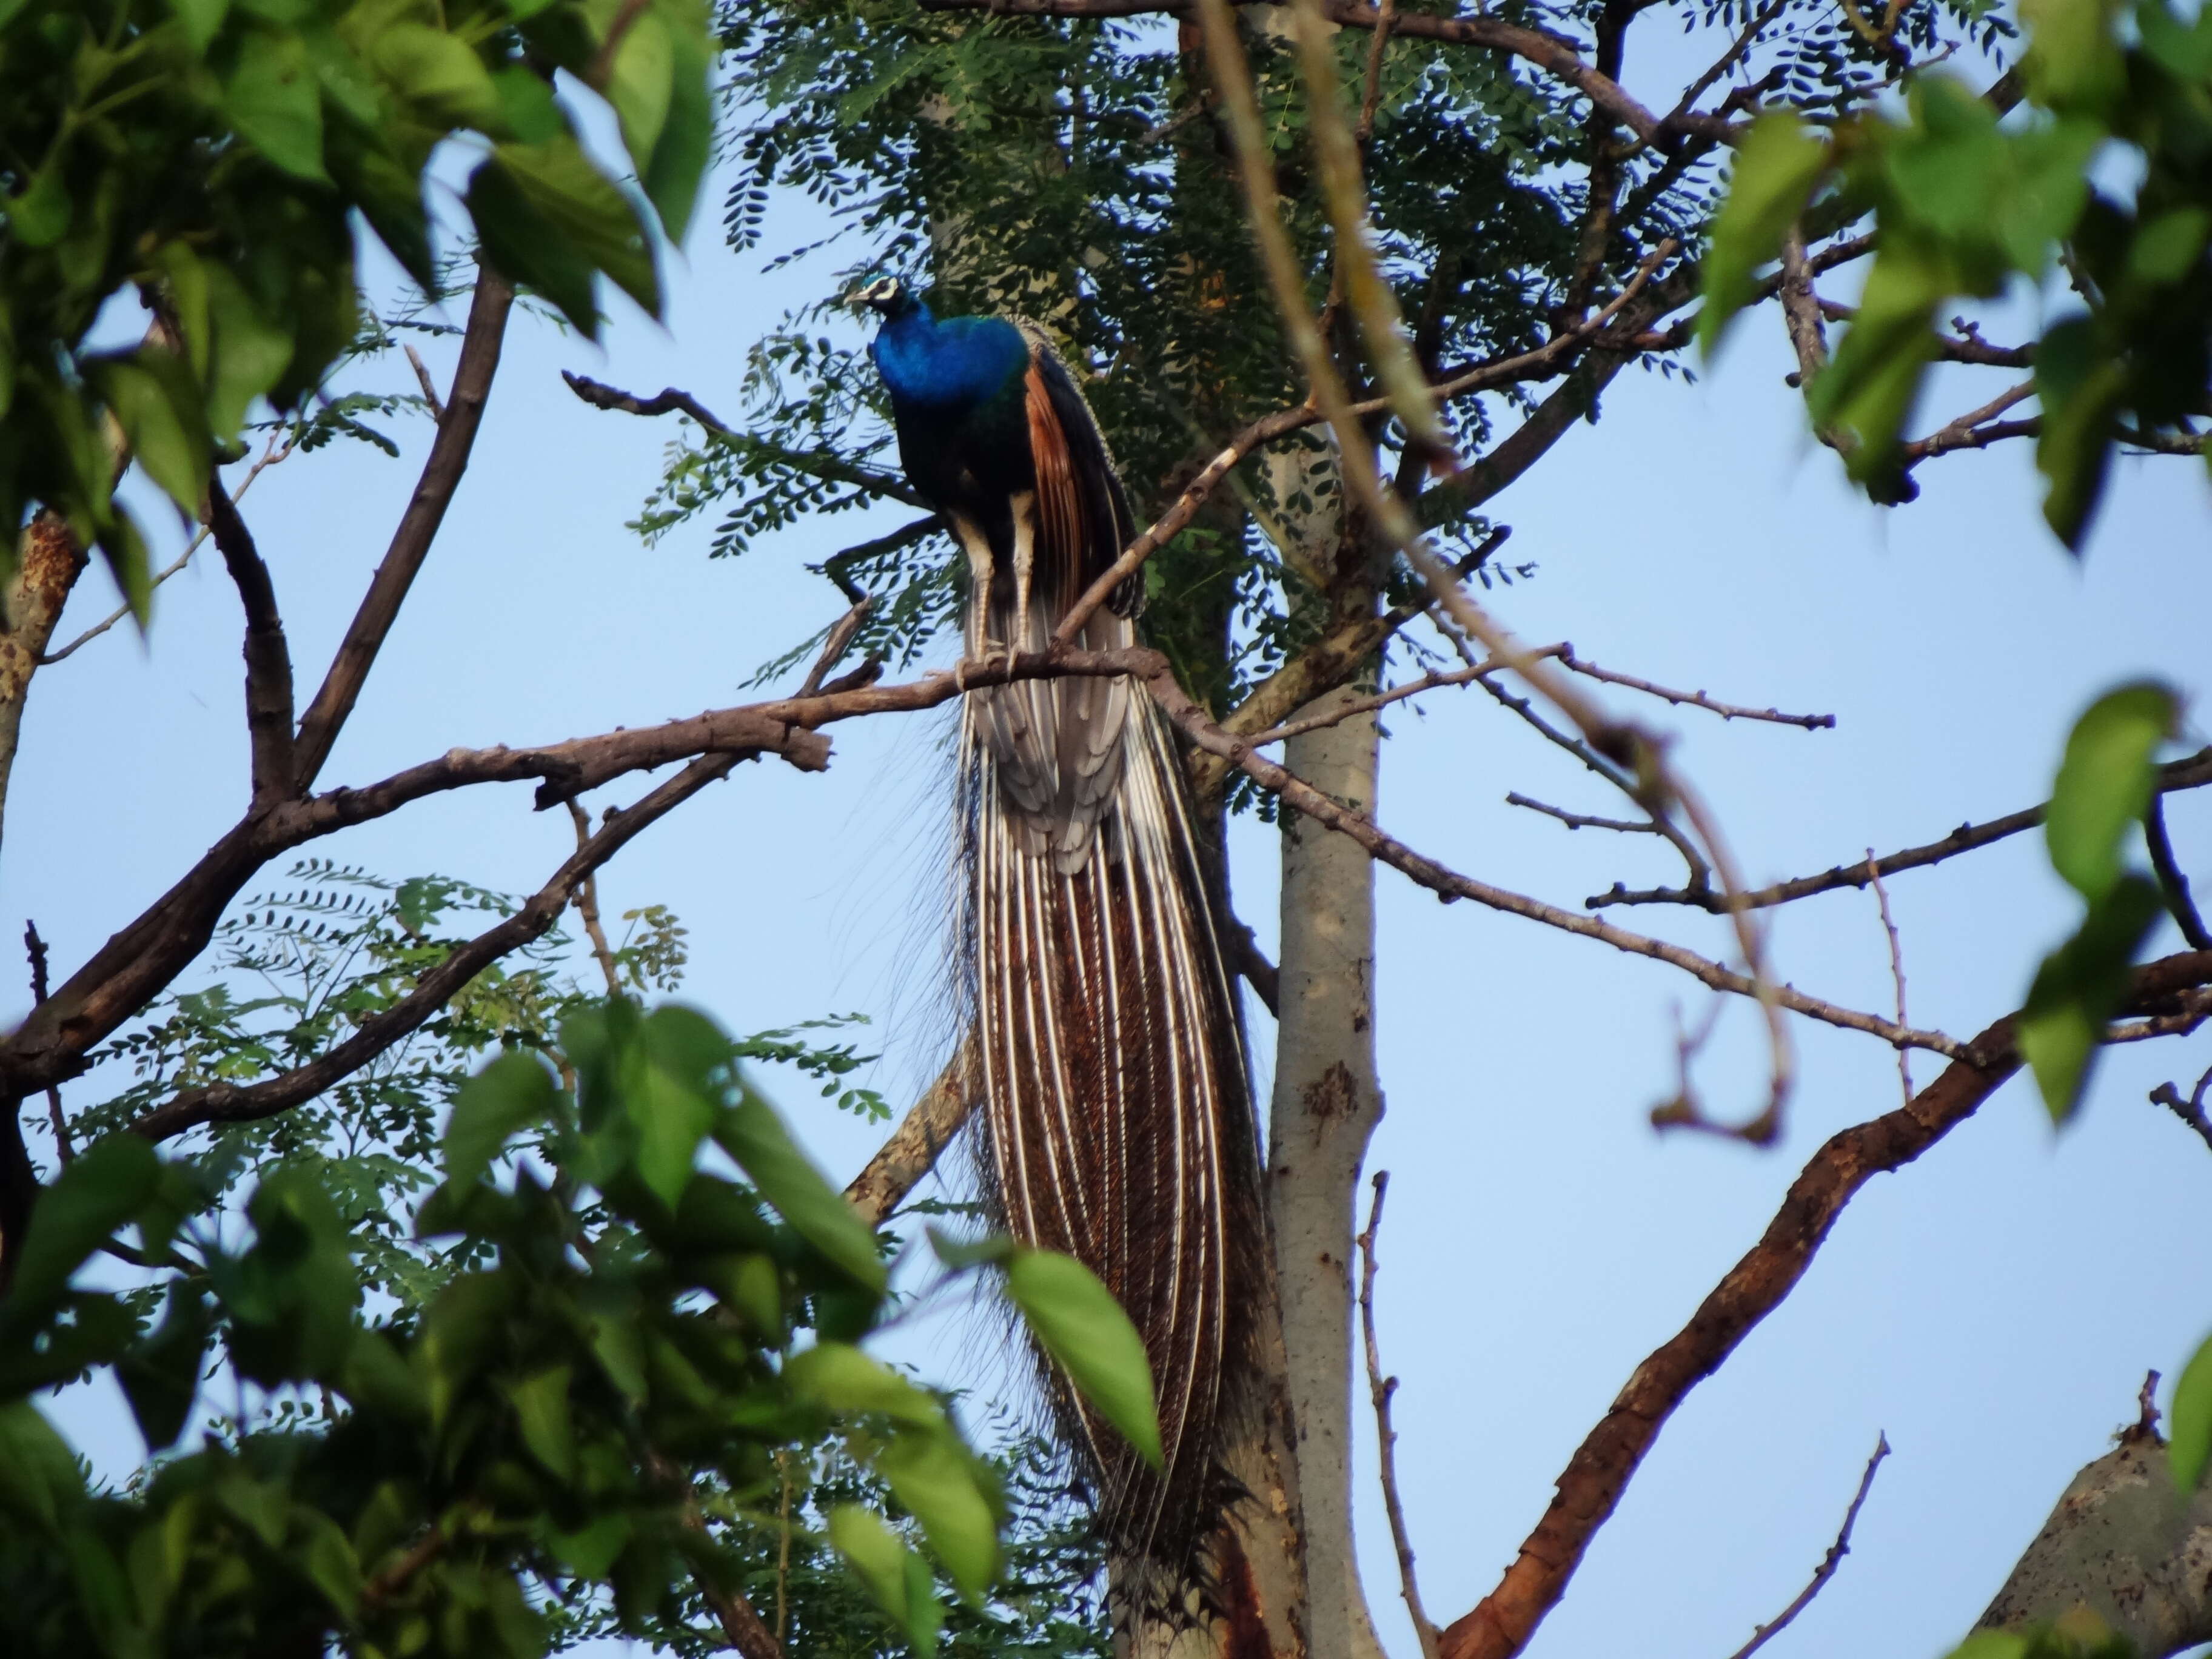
[870,302,1027,411]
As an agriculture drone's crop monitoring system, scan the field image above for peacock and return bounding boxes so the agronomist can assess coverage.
[851,273,1269,1624]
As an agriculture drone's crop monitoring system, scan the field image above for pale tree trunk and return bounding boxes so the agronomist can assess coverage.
[1270,691,1390,1659]
[1976,1426,2212,1655]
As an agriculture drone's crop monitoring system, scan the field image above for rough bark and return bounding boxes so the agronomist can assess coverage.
[0,514,89,857]
[1977,1429,2212,1656]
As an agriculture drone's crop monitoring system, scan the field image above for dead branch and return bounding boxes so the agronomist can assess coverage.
[1557,644,1835,730]
[130,753,743,1142]
[1592,747,2212,913]
[1242,644,1564,747]
[1432,948,2212,1659]
[293,267,515,789]
[1867,853,1914,1108]
[565,800,624,998]
[1725,1433,1891,1659]
[21,923,65,1167]
[206,479,297,808]
[1359,1171,1441,1659]
[2151,1065,2212,1155]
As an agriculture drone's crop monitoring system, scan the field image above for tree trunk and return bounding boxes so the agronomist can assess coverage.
[0,514,88,859]
[1269,688,1390,1659]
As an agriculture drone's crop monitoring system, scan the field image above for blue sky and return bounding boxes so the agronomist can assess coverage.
[6,70,2210,1659]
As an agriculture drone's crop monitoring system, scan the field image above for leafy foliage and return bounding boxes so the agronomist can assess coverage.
[2017,682,2180,1121]
[0,870,1119,1656]
[1700,0,2212,545]
[1,0,711,611]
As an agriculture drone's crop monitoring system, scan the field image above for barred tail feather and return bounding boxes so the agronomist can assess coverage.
[962,682,1264,1607]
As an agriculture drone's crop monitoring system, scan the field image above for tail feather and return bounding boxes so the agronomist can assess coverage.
[964,686,1262,1594]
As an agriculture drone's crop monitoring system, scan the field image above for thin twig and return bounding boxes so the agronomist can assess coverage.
[1866,853,1914,1109]
[1592,748,2212,912]
[1242,645,1566,746]
[2150,1065,2212,1155]
[1557,645,1835,730]
[22,923,66,1165]
[566,800,624,998]
[1359,1171,1440,1659]
[1505,793,1665,835]
[1724,1433,1891,1659]
[2147,794,2210,951]
[404,346,446,423]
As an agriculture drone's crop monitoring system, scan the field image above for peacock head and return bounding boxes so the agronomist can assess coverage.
[846,272,919,320]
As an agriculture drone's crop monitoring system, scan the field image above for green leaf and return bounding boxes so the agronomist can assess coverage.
[784,1341,945,1427]
[2046,682,2177,901]
[226,25,329,181]
[202,264,296,438]
[2019,874,2164,1122]
[2172,1331,2212,1492]
[116,1284,213,1452]
[1,1133,159,1322]
[490,65,566,144]
[876,1429,1000,1598]
[294,1508,363,1618]
[95,350,213,517]
[600,7,674,178]
[369,24,501,129]
[5,161,72,249]
[1807,238,1945,480]
[826,1504,942,1656]
[717,1091,886,1293]
[341,1328,427,1421]
[505,1364,575,1479]
[2022,0,2127,110]
[547,1513,632,1578]
[1004,1249,1162,1470]
[170,0,233,53]
[640,9,711,240]
[2034,315,2126,549]
[446,1051,560,1184]
[0,1403,85,1531]
[1698,113,1829,358]
[96,509,155,628]
[927,1227,1014,1271]
[467,137,659,337]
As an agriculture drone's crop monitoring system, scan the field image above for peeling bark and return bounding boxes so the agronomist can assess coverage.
[1977,1430,2212,1657]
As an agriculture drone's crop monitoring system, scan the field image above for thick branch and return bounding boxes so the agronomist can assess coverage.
[1433,949,2212,1659]
[206,480,297,807]
[842,1037,977,1226]
[291,268,515,788]
[130,754,743,1141]
[0,514,89,854]
[1592,747,2212,912]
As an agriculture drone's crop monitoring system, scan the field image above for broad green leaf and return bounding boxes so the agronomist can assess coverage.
[1698,113,1830,357]
[1005,1249,1162,1470]
[116,1285,213,1452]
[95,352,213,517]
[1943,1635,2030,1659]
[2045,682,2177,900]
[2022,0,2126,110]
[927,1227,1014,1270]
[2019,874,2164,1121]
[629,1053,717,1212]
[547,1513,632,1578]
[294,1508,363,1618]
[2035,315,2126,549]
[153,243,213,381]
[226,26,329,181]
[468,138,658,336]
[827,1504,942,1655]
[877,1429,1001,1598]
[583,1297,648,1403]
[506,1364,575,1479]
[785,1341,944,1427]
[2129,208,2211,287]
[1808,238,1945,480]
[203,264,296,438]
[5,162,72,249]
[170,0,232,53]
[0,1403,84,1531]
[446,1050,560,1184]
[2171,1330,2212,1492]
[717,1091,886,1293]
[1,1133,159,1321]
[600,7,674,176]
[97,509,155,627]
[491,64,566,144]
[215,1474,289,1549]
[340,1327,426,1421]
[369,24,501,129]
[640,10,712,240]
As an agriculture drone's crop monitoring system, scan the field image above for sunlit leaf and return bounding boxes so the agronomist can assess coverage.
[2018,874,2163,1122]
[2045,682,2177,900]
[2172,1331,2212,1491]
[1005,1249,1162,1470]
[1698,113,1829,358]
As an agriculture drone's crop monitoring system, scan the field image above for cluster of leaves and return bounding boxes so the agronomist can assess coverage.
[1,0,711,609]
[1,868,1125,1655]
[1701,0,2211,545]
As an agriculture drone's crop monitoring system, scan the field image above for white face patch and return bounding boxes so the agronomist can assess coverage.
[858,276,903,309]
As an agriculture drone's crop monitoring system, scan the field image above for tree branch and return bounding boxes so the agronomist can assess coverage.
[1591,747,2212,912]
[1724,1433,1889,1659]
[1557,643,1835,730]
[206,479,297,808]
[129,753,745,1142]
[1145,668,1969,1058]
[291,267,515,788]
[1432,949,2212,1659]
[1359,1171,1440,1659]
[843,1037,978,1226]
[2150,1065,2212,1155]
[2147,794,2210,951]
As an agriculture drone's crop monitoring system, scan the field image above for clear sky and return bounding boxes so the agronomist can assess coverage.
[5,82,2208,1659]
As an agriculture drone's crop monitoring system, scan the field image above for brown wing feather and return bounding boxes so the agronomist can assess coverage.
[1024,360,1088,611]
